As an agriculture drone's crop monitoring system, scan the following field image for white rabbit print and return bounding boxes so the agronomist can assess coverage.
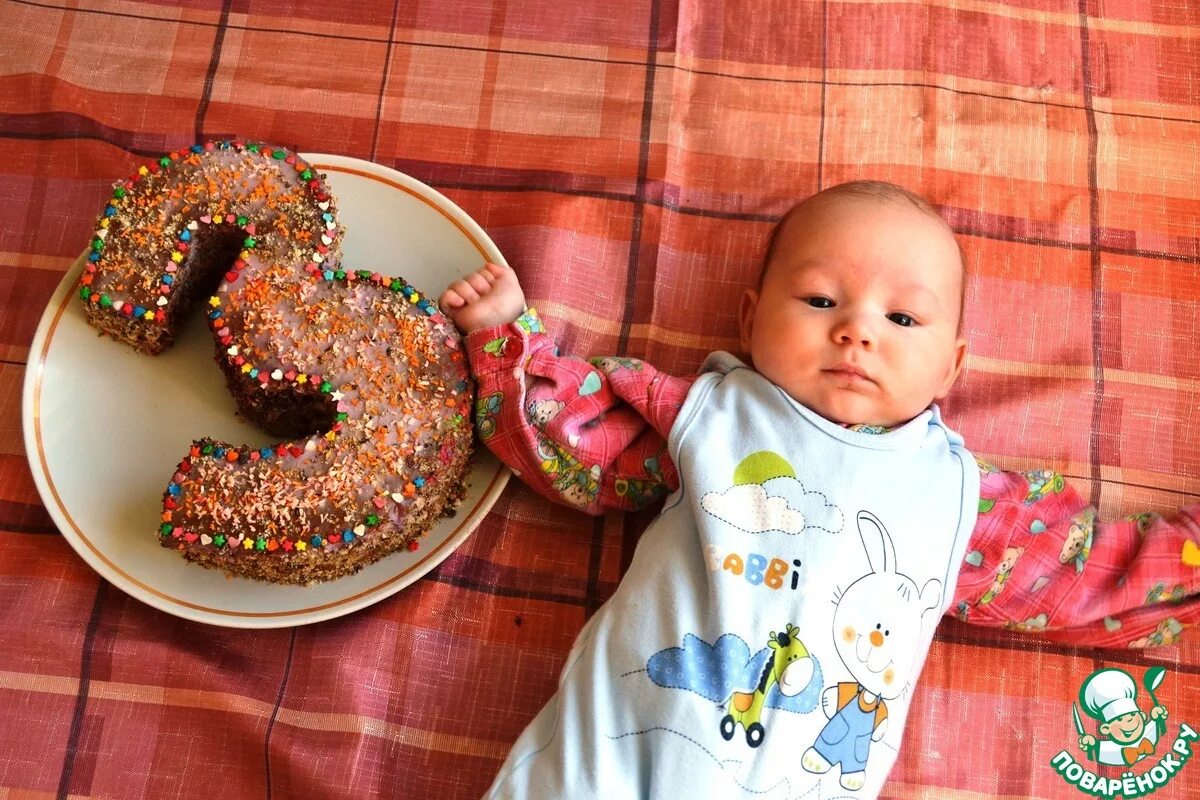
[801,510,943,791]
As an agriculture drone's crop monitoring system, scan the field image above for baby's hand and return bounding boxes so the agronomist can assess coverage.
[438,262,527,334]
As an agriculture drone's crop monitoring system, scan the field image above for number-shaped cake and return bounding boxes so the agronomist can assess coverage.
[79,141,474,584]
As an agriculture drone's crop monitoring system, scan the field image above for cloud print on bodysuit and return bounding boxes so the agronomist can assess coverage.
[701,476,844,536]
[645,633,822,713]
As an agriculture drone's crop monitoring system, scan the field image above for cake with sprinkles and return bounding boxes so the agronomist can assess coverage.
[79,140,475,584]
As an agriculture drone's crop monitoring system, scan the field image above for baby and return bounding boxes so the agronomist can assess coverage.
[439,181,1199,798]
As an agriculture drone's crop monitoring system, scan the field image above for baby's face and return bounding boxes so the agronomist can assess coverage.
[739,196,966,428]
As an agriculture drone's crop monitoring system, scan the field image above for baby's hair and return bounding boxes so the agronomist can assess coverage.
[760,180,967,335]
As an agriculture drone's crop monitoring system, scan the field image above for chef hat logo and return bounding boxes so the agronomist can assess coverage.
[1080,668,1140,723]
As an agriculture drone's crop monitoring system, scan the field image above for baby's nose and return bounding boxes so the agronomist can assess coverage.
[833,317,874,348]
[869,630,884,647]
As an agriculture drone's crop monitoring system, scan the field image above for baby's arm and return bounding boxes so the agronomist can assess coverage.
[951,461,1200,647]
[439,264,696,514]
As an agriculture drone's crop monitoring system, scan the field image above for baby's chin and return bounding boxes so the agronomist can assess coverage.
[789,389,928,430]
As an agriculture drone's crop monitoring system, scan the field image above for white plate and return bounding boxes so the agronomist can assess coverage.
[22,154,509,628]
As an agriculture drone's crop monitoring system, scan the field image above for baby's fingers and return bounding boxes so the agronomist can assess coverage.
[439,288,466,309]
[446,278,481,305]
[484,262,511,280]
[466,271,493,294]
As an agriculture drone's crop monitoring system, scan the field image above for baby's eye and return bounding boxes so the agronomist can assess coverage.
[887,313,916,327]
[806,297,834,309]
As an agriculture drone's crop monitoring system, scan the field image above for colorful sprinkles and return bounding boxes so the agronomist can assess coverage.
[80,141,337,322]
[83,141,472,575]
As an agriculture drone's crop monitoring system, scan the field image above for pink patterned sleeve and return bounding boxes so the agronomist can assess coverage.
[951,459,1200,648]
[464,308,696,515]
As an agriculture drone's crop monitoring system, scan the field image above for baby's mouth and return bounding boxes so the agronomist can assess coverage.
[824,362,874,384]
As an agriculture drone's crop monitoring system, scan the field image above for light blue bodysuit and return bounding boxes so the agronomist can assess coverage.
[485,353,979,799]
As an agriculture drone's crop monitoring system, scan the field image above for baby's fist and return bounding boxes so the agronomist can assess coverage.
[439,262,527,334]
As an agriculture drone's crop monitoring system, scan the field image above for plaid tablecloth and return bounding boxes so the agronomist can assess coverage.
[2,0,1199,798]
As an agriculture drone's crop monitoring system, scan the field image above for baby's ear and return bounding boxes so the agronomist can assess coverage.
[936,338,968,399]
[738,289,759,355]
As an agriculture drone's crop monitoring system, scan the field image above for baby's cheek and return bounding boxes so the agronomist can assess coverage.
[883,667,895,686]
[842,626,855,643]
